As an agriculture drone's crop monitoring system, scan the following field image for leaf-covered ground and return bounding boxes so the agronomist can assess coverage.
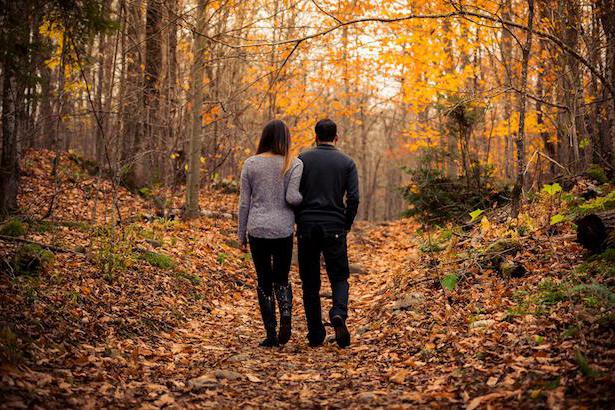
[1,150,613,408]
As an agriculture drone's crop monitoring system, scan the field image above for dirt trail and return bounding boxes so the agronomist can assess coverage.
[144,228,414,408]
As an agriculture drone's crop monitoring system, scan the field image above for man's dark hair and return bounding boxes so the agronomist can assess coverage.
[315,119,337,142]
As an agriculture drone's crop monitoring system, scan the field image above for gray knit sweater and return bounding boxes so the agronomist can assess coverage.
[237,155,303,244]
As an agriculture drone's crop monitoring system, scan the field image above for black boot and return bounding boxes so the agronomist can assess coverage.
[274,283,292,344]
[331,315,350,348]
[257,287,278,347]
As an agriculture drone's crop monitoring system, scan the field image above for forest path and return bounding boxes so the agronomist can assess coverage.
[166,224,419,408]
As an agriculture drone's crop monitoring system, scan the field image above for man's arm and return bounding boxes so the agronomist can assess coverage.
[345,161,360,230]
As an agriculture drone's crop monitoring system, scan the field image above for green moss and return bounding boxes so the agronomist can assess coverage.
[485,238,521,255]
[571,283,615,307]
[0,218,27,237]
[419,241,445,253]
[59,220,92,231]
[575,190,615,216]
[175,270,201,285]
[13,244,54,276]
[438,229,453,242]
[137,186,153,198]
[141,251,174,269]
[31,220,54,233]
[562,326,579,338]
[578,250,615,277]
[538,279,568,305]
[217,252,228,264]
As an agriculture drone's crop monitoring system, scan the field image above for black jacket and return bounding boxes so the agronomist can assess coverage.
[296,144,360,230]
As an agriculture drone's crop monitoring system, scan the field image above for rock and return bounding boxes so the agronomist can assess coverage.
[358,392,376,402]
[392,293,423,311]
[349,263,367,275]
[355,325,370,337]
[12,244,54,276]
[74,245,87,253]
[227,353,250,363]
[188,374,218,390]
[153,393,175,407]
[145,238,162,248]
[201,210,233,219]
[214,369,243,381]
[224,239,242,249]
[485,239,521,256]
[498,260,527,278]
[469,319,495,330]
[319,290,332,299]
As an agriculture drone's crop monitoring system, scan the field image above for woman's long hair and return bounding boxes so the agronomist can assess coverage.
[256,119,293,174]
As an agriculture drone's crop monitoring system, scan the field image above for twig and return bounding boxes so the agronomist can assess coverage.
[0,235,85,255]
[537,151,571,175]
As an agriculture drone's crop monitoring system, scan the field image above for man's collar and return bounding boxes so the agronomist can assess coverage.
[316,143,336,149]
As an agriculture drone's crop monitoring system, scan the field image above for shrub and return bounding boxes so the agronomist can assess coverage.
[92,224,137,280]
[586,164,608,184]
[400,164,503,223]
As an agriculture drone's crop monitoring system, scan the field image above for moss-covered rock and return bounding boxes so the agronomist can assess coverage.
[485,238,521,256]
[140,251,174,269]
[498,260,527,278]
[0,218,27,237]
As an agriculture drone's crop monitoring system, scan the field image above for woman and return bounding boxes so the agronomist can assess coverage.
[237,120,303,347]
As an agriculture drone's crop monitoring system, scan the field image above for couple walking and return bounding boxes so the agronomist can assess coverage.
[237,118,360,348]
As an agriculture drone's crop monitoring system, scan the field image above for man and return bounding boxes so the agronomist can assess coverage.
[296,119,360,348]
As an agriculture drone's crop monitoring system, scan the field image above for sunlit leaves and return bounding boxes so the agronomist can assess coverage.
[542,183,562,196]
[440,274,458,291]
[550,214,565,225]
[469,209,484,222]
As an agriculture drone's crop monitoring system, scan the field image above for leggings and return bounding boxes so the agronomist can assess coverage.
[248,235,293,296]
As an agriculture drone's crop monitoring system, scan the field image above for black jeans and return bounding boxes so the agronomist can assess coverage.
[248,235,293,296]
[297,223,350,341]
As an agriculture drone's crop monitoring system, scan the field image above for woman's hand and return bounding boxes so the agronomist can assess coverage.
[240,242,248,253]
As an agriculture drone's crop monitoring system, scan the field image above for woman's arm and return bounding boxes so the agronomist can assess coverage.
[237,161,252,245]
[285,159,303,206]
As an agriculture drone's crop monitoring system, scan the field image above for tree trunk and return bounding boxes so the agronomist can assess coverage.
[535,38,556,178]
[166,0,178,187]
[1,57,20,215]
[140,0,163,185]
[95,20,108,163]
[511,0,535,218]
[119,0,144,189]
[500,0,514,180]
[597,0,615,170]
[184,3,207,219]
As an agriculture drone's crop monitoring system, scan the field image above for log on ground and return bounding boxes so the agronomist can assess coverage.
[576,209,615,252]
